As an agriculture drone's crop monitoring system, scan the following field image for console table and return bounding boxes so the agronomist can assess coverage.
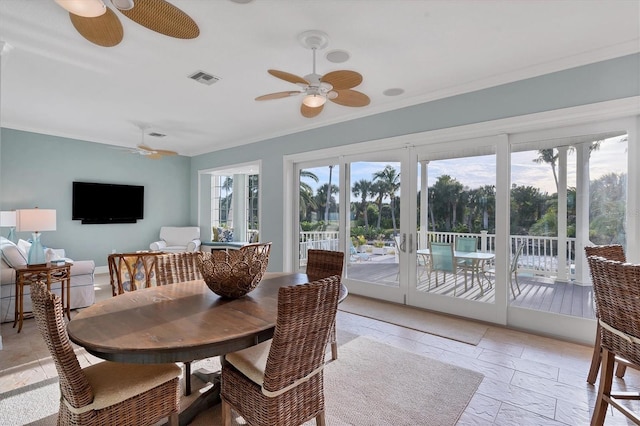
[14,262,71,333]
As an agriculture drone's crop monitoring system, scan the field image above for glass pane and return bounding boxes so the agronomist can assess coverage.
[419,154,496,302]
[345,162,400,287]
[298,165,340,269]
[509,133,627,319]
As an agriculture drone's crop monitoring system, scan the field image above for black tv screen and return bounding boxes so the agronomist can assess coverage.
[72,182,144,224]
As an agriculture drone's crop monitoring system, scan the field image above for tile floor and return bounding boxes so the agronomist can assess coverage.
[1,274,639,425]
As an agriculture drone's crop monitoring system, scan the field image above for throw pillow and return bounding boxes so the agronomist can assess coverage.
[212,226,219,242]
[17,239,31,257]
[0,237,27,267]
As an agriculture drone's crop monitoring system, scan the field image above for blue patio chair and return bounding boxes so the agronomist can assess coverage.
[429,241,460,295]
[456,236,478,289]
[349,242,369,263]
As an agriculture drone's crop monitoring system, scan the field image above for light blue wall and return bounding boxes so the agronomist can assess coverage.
[190,53,640,271]
[0,129,191,267]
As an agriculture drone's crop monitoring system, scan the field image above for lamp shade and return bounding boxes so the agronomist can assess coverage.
[0,211,16,227]
[54,0,106,17]
[302,94,327,108]
[16,209,57,232]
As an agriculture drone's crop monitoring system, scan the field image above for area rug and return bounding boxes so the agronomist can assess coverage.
[1,337,483,426]
[339,294,488,345]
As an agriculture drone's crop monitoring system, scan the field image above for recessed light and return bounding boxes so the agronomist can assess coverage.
[325,50,350,63]
[383,88,405,96]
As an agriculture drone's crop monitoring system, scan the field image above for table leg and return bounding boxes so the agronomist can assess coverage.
[177,369,221,426]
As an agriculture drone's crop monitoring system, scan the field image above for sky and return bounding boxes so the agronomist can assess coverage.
[302,135,628,199]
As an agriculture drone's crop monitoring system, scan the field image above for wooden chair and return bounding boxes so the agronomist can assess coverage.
[29,281,180,426]
[220,275,341,426]
[108,252,163,296]
[586,256,640,425]
[584,244,632,385]
[306,249,344,360]
[156,252,203,285]
[429,241,459,294]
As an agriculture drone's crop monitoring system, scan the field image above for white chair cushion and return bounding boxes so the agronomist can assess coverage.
[226,340,271,386]
[78,361,181,413]
[0,237,27,268]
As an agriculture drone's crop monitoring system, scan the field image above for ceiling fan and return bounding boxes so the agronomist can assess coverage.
[255,30,370,118]
[53,0,199,47]
[122,126,178,159]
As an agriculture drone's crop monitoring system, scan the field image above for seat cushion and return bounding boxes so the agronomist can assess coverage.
[80,361,180,411]
[226,340,271,386]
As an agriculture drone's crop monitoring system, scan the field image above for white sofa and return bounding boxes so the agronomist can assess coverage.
[149,226,201,253]
[0,237,95,323]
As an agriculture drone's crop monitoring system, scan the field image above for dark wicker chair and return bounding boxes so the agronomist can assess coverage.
[584,245,633,384]
[221,275,341,426]
[306,249,344,360]
[586,256,640,425]
[156,252,203,285]
[30,281,180,426]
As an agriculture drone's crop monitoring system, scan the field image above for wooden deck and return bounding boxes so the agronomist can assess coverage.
[345,260,596,319]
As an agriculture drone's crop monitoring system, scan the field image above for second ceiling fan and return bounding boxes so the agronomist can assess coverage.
[256,30,370,118]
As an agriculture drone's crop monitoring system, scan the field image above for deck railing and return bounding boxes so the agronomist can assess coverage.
[299,230,576,280]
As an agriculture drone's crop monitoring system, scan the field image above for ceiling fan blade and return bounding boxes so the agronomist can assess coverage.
[268,70,309,86]
[255,91,302,101]
[118,0,199,39]
[330,89,370,107]
[69,7,123,47]
[321,70,363,90]
[301,103,324,118]
[154,149,178,156]
[137,144,154,151]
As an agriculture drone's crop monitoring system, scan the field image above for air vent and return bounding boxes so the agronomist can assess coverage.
[148,132,166,137]
[189,70,220,86]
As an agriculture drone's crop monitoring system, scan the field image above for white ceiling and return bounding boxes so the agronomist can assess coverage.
[1,0,638,157]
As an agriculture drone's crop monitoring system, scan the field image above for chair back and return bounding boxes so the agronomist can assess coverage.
[587,257,640,366]
[108,252,162,295]
[30,281,94,410]
[306,249,344,281]
[156,252,202,285]
[511,243,525,274]
[429,242,455,273]
[585,244,626,262]
[263,275,341,395]
[455,236,478,253]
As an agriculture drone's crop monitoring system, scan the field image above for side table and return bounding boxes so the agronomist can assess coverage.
[14,262,72,333]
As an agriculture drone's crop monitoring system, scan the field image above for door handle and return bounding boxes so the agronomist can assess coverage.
[409,234,413,254]
[400,233,407,253]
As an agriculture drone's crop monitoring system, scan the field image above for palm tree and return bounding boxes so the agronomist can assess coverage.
[371,180,387,229]
[352,179,373,229]
[534,149,559,192]
[373,165,400,235]
[299,170,319,220]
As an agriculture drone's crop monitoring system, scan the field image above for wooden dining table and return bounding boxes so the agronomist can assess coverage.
[67,272,347,426]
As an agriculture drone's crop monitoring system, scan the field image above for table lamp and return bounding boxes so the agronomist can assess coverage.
[16,208,57,265]
[0,211,17,243]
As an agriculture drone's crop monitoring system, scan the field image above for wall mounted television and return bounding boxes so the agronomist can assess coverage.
[72,181,144,224]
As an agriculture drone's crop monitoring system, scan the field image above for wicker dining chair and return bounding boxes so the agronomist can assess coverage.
[156,252,203,285]
[586,256,640,425]
[108,252,163,296]
[584,244,633,385]
[220,275,341,426]
[306,249,344,361]
[155,251,204,396]
[30,281,180,426]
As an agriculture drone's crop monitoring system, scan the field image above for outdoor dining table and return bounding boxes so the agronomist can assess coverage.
[67,272,348,426]
[416,248,495,294]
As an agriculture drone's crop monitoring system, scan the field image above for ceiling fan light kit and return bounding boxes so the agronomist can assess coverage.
[55,0,106,17]
[256,30,370,118]
[111,0,134,11]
